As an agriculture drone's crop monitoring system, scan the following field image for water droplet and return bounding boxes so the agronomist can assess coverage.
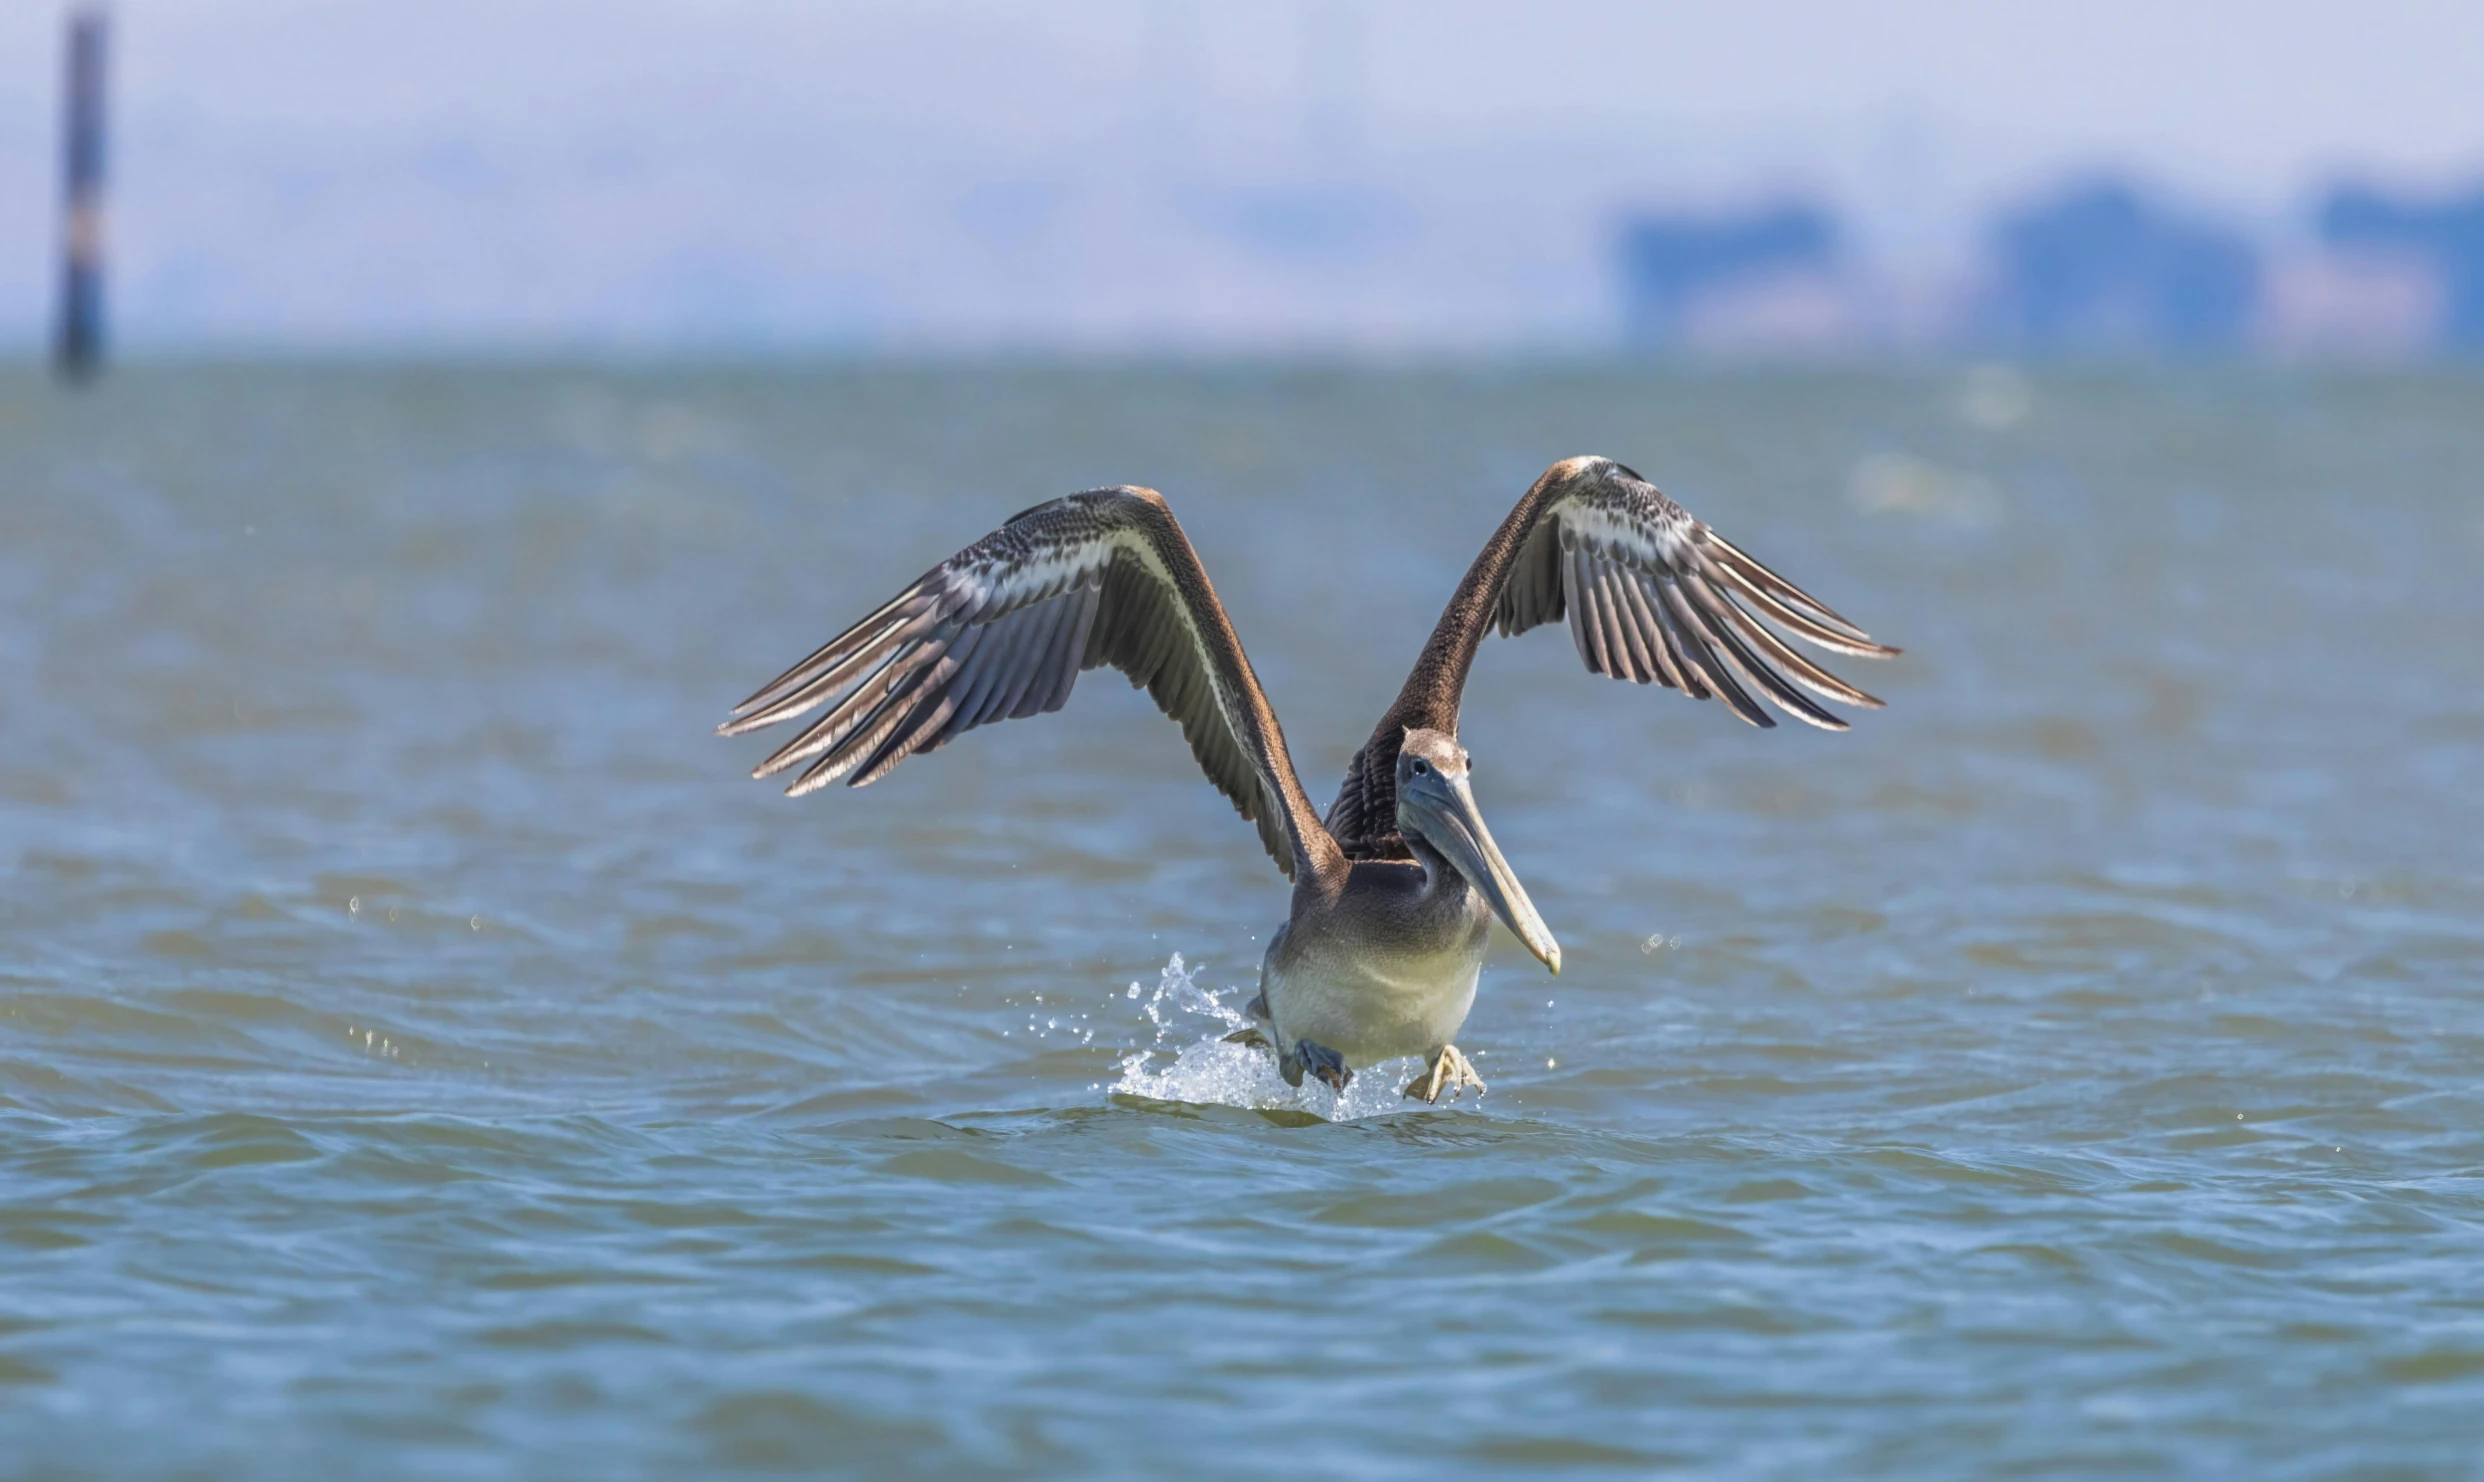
[1545,1058,1557,1069]
[469,916,482,931]
[347,897,360,914]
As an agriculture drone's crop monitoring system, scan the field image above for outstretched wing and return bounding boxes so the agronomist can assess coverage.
[1325,456,1899,858]
[1490,462,1898,726]
[720,487,1340,882]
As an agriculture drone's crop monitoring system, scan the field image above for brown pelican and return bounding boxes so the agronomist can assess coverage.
[720,457,1896,1103]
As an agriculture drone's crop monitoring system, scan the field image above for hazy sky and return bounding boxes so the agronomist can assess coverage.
[3,0,2479,350]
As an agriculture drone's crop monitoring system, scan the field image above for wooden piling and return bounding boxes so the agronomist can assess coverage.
[55,7,108,381]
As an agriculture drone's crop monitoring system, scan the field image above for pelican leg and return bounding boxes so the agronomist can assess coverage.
[1403,1045,1486,1104]
[1285,1039,1352,1092]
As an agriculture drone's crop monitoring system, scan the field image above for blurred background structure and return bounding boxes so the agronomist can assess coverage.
[50,6,107,379]
[3,0,2483,358]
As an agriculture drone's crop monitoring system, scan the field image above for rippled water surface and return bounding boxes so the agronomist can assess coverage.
[4,365,2483,1477]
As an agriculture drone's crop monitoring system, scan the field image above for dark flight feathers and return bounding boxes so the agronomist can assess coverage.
[724,459,1895,881]
[718,487,1334,880]
[1321,457,1898,858]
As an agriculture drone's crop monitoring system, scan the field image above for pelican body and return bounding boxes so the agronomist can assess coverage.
[722,458,1895,1102]
[1251,732,1551,1096]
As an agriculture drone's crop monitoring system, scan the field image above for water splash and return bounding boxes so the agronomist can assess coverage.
[1104,953,1425,1120]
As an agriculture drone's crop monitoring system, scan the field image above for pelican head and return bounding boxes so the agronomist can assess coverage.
[1394,728,1561,975]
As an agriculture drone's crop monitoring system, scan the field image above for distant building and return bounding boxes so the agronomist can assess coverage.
[1984,180,2260,352]
[1615,203,1841,347]
[2318,184,2484,351]
[1613,178,2484,362]
[2259,249,2444,361]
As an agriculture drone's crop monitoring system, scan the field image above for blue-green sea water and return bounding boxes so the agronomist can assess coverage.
[3,365,2482,1477]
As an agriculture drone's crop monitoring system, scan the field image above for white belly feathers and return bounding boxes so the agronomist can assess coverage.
[1262,925,1487,1064]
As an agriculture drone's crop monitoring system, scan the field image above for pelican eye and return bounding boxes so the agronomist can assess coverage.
[1409,758,1430,776]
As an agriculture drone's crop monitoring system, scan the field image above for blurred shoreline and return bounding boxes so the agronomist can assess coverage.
[13,349,2484,375]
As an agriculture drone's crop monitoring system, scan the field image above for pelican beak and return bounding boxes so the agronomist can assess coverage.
[1404,772,1563,975]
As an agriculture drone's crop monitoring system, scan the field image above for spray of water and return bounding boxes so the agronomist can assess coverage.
[1101,953,1425,1120]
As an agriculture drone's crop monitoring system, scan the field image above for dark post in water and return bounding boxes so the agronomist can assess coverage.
[55,7,109,381]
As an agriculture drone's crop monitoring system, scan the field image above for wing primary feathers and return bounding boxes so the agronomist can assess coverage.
[1656,578,1771,726]
[726,585,921,721]
[751,634,935,779]
[1677,573,1849,730]
[1700,534,1866,633]
[785,663,926,796]
[831,643,971,783]
[850,684,965,787]
[1696,578,1884,708]
[1706,562,1900,658]
[797,635,973,789]
[724,608,935,737]
[728,579,974,730]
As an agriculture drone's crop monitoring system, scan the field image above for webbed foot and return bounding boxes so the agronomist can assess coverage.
[1403,1044,1485,1105]
[1288,1039,1352,1092]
